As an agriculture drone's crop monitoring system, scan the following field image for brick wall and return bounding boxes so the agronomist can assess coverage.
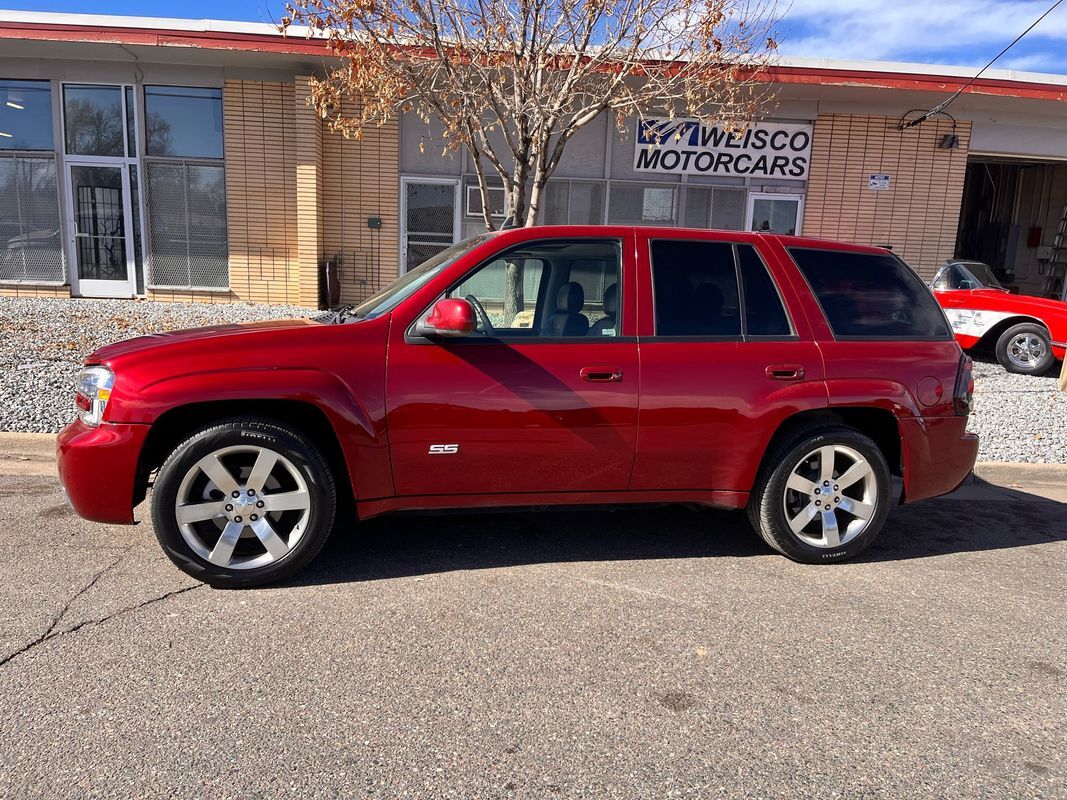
[803,113,971,279]
[209,79,301,306]
[320,96,400,305]
[0,283,71,299]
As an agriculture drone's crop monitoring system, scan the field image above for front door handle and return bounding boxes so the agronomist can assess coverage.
[580,366,624,382]
[765,364,805,381]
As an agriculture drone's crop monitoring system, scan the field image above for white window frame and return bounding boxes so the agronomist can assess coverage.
[465,184,506,219]
[59,81,147,298]
[745,192,805,235]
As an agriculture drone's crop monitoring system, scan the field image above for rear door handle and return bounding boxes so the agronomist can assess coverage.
[580,366,624,382]
[765,364,805,381]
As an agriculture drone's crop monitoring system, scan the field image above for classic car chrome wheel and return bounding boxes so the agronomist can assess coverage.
[780,443,879,549]
[174,444,312,570]
[996,322,1054,375]
[1005,332,1047,370]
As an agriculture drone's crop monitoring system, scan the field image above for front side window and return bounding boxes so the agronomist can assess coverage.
[651,239,741,336]
[0,80,53,151]
[789,248,951,339]
[446,239,621,338]
[144,86,224,159]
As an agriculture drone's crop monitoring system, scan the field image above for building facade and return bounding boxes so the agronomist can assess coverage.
[1,11,1066,306]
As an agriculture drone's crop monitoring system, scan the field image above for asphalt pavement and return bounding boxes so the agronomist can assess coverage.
[0,440,1064,799]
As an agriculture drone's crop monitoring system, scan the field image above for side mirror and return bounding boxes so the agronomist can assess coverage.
[417,298,476,338]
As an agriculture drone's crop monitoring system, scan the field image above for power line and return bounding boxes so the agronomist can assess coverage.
[900,0,1065,129]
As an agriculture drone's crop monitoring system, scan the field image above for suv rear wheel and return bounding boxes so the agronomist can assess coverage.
[995,322,1054,375]
[151,417,337,588]
[748,426,891,563]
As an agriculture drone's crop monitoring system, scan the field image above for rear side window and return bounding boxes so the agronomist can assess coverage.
[789,248,950,339]
[650,240,740,336]
[738,245,791,336]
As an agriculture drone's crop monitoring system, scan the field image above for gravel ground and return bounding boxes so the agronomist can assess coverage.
[1,297,1064,463]
[0,298,316,433]
[969,357,1067,464]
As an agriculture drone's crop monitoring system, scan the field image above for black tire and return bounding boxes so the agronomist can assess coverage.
[151,417,336,588]
[995,322,1054,375]
[747,426,891,564]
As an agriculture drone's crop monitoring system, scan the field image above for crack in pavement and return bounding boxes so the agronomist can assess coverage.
[0,558,201,669]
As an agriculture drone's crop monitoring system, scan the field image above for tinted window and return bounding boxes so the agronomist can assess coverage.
[738,245,791,336]
[651,240,740,336]
[789,248,950,339]
[0,80,53,151]
[144,86,224,159]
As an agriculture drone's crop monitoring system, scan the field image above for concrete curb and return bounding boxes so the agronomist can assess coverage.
[972,461,1067,486]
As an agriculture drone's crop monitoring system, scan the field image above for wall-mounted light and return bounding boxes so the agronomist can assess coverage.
[0,132,12,138]
[5,101,24,109]
[939,133,960,149]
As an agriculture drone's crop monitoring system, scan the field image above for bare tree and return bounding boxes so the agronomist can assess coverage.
[282,0,779,233]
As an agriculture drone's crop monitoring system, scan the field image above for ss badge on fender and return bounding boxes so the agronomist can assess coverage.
[428,444,460,455]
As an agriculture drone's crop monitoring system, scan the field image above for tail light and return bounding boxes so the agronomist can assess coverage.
[953,354,974,416]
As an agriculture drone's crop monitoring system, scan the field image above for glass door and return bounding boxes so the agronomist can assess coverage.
[746,193,804,236]
[401,178,460,273]
[61,83,141,298]
[67,162,136,298]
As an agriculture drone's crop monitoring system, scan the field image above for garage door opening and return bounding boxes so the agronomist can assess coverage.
[955,157,1067,300]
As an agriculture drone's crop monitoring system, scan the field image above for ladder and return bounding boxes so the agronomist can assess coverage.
[1041,198,1067,301]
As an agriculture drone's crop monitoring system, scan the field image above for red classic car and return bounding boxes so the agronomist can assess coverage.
[58,227,979,587]
[932,260,1067,375]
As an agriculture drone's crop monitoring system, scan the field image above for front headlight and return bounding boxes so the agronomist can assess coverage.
[75,366,115,427]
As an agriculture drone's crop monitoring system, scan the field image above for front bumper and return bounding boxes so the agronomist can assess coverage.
[899,415,979,504]
[56,419,150,524]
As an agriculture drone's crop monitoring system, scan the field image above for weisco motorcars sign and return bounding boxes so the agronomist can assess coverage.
[634,119,813,179]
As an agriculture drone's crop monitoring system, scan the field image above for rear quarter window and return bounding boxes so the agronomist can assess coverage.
[788,248,951,339]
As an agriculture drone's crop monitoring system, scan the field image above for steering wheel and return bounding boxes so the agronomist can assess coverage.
[464,294,495,335]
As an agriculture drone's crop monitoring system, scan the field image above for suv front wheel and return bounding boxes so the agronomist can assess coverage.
[748,426,891,563]
[151,417,337,588]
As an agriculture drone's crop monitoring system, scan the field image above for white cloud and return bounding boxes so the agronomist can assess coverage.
[776,0,1067,68]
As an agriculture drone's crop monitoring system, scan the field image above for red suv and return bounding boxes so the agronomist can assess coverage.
[57,227,979,587]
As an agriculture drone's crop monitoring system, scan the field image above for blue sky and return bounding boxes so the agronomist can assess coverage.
[5,0,1067,75]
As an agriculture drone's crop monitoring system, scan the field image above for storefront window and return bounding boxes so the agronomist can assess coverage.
[684,186,745,230]
[0,79,53,151]
[145,161,228,288]
[64,84,125,157]
[0,156,65,283]
[608,184,677,225]
[544,180,605,225]
[144,86,223,159]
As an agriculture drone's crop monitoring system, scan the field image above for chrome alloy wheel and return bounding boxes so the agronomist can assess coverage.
[1006,333,1047,369]
[174,445,312,570]
[781,444,878,549]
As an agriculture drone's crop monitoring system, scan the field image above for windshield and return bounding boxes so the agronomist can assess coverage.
[963,262,1005,289]
[350,234,494,320]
